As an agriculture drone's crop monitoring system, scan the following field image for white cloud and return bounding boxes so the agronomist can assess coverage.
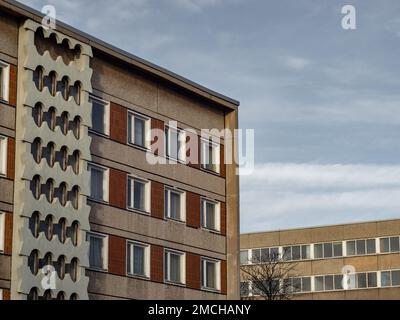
[170,0,224,12]
[283,56,311,70]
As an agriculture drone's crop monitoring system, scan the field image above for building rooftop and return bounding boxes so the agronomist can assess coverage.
[1,0,239,109]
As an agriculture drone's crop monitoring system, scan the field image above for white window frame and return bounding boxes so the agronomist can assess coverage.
[126,240,150,278]
[89,95,110,136]
[127,176,150,213]
[165,126,186,163]
[200,138,220,174]
[164,187,186,222]
[0,212,5,253]
[201,198,220,232]
[87,232,109,271]
[0,61,10,103]
[201,257,221,291]
[88,163,109,203]
[128,111,150,149]
[0,136,7,176]
[0,288,3,300]
[164,249,186,285]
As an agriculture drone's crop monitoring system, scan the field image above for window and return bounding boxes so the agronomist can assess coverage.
[380,236,400,253]
[240,282,250,297]
[250,247,279,263]
[127,241,150,278]
[164,250,185,284]
[201,258,220,291]
[87,232,108,270]
[90,96,109,135]
[128,112,150,149]
[164,188,185,222]
[201,139,220,173]
[201,199,220,232]
[127,177,150,213]
[315,275,344,292]
[0,61,10,102]
[314,242,342,259]
[240,250,249,265]
[286,277,311,293]
[0,136,7,176]
[283,245,310,261]
[0,289,2,300]
[165,126,186,162]
[0,212,4,253]
[88,164,109,202]
[346,239,376,256]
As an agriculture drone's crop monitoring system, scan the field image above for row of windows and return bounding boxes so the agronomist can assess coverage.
[0,60,10,103]
[27,288,78,300]
[0,212,4,253]
[241,236,400,264]
[88,163,221,232]
[90,95,222,174]
[87,232,222,291]
[33,67,81,105]
[241,270,400,296]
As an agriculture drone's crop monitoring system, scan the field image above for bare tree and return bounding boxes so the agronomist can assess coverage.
[240,252,299,300]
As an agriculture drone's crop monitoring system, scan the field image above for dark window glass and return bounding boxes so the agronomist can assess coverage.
[390,237,400,252]
[366,239,376,254]
[356,240,366,255]
[323,243,333,258]
[314,244,323,259]
[380,238,390,253]
[325,275,334,291]
[368,272,377,288]
[333,242,342,257]
[346,241,356,256]
[357,273,367,288]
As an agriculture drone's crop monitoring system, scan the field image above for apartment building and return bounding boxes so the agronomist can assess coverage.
[0,0,240,300]
[240,219,400,300]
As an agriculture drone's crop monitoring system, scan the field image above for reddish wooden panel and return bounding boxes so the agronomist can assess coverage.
[186,192,200,229]
[221,260,227,294]
[110,102,127,144]
[4,212,13,255]
[108,235,126,276]
[186,253,201,290]
[220,202,226,236]
[8,64,17,107]
[109,168,127,209]
[3,289,11,300]
[150,245,164,283]
[151,118,164,156]
[220,144,226,178]
[6,137,15,180]
[151,181,164,219]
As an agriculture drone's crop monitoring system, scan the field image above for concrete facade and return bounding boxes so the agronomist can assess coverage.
[240,219,400,300]
[0,0,240,300]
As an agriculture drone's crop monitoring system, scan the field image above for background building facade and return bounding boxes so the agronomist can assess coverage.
[241,219,400,299]
[0,0,240,300]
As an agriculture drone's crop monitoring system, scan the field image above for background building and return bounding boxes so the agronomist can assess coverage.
[0,0,240,300]
[240,219,400,300]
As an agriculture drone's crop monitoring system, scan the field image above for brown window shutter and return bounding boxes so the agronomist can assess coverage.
[110,102,127,144]
[221,260,227,294]
[150,119,164,156]
[220,144,226,178]
[9,64,17,107]
[150,245,164,283]
[186,192,200,229]
[7,137,15,180]
[186,131,200,169]
[4,212,13,255]
[108,235,126,276]
[3,289,11,300]
[109,168,127,209]
[220,202,226,236]
[186,253,200,290]
[151,181,164,219]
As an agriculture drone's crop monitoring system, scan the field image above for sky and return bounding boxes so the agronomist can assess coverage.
[20,0,400,232]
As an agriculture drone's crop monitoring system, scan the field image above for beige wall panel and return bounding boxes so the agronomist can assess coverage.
[91,57,158,112]
[310,226,343,243]
[377,254,400,270]
[311,259,345,275]
[240,232,280,249]
[344,289,379,300]
[0,104,15,131]
[343,256,378,272]
[0,179,13,204]
[343,222,377,240]
[0,11,18,58]
[0,255,11,280]
[312,291,345,300]
[378,288,400,299]
[279,229,312,245]
[376,220,400,237]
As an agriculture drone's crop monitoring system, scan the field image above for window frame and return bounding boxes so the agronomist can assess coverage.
[201,198,221,232]
[164,249,186,285]
[86,231,109,271]
[127,111,150,150]
[0,136,7,176]
[200,138,220,174]
[201,257,221,292]
[0,61,10,103]
[127,176,151,214]
[164,187,186,222]
[313,242,343,259]
[165,126,186,163]
[0,212,5,253]
[89,95,110,136]
[126,240,150,279]
[88,163,109,203]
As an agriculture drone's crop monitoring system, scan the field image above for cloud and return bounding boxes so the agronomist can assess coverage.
[169,0,224,12]
[241,163,400,232]
[283,56,311,70]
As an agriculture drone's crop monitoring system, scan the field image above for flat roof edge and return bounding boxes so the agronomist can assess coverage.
[1,0,240,108]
